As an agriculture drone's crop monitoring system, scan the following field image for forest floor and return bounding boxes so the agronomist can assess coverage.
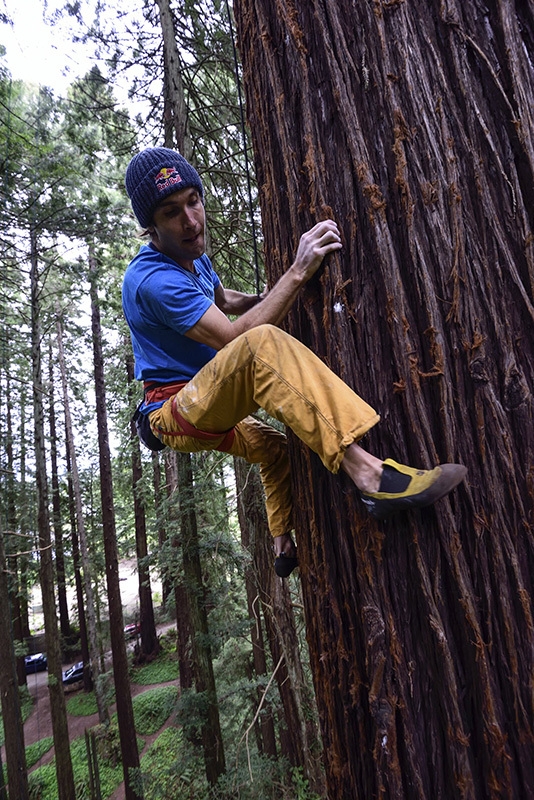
[4,560,173,800]
[22,656,177,799]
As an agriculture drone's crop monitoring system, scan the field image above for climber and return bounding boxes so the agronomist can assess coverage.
[122,147,467,578]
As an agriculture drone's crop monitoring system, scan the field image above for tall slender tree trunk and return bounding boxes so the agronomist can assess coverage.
[56,313,104,709]
[30,225,75,800]
[234,459,277,759]
[234,2,534,797]
[164,453,194,690]
[65,444,91,681]
[152,452,172,607]
[5,375,27,688]
[89,250,143,800]
[17,379,30,648]
[48,345,71,644]
[0,526,29,800]
[126,353,159,659]
[176,452,225,784]
[155,0,189,152]
[236,462,324,790]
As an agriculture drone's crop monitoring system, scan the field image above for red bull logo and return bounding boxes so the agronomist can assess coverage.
[154,167,183,192]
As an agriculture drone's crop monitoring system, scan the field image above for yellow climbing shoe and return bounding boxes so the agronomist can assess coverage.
[360,458,467,520]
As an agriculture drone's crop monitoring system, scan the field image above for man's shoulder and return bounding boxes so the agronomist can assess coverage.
[194,253,214,274]
[195,254,219,286]
[126,243,162,274]
[124,245,174,293]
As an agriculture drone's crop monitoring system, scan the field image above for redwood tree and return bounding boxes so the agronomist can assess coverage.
[89,252,142,799]
[234,1,534,798]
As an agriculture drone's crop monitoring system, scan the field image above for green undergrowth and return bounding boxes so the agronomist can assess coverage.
[26,684,178,799]
[66,691,99,717]
[26,736,55,768]
[28,731,125,799]
[0,685,34,746]
[140,726,200,799]
[131,652,179,685]
[139,726,321,800]
[2,736,54,786]
[130,685,178,735]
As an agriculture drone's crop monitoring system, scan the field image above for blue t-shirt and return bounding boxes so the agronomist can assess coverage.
[122,243,220,411]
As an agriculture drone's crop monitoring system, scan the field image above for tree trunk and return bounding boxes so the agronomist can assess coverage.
[239,462,324,791]
[89,251,143,800]
[234,2,534,798]
[164,452,194,690]
[17,380,31,650]
[155,0,189,153]
[30,225,75,800]
[176,451,225,784]
[152,452,172,607]
[56,313,103,706]
[234,458,277,759]
[249,472,324,794]
[48,344,71,644]
[65,443,91,682]
[126,353,159,660]
[5,375,27,688]
[0,527,29,800]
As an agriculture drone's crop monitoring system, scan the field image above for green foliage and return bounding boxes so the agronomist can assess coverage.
[131,686,178,735]
[28,732,125,800]
[175,687,210,744]
[0,685,34,745]
[28,762,58,799]
[291,767,322,800]
[1,736,54,786]
[66,691,99,717]
[141,727,322,800]
[211,757,321,800]
[26,737,54,768]
[140,726,205,800]
[131,653,179,686]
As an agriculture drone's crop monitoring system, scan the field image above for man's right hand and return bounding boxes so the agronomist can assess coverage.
[186,218,343,350]
[291,220,343,282]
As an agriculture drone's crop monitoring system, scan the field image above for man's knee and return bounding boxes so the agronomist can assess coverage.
[245,323,292,349]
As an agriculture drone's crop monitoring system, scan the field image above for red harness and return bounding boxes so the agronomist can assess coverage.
[144,381,236,453]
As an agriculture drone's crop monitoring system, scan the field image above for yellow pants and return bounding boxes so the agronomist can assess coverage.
[149,324,379,538]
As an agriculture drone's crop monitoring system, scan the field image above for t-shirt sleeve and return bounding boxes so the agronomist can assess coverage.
[139,271,214,335]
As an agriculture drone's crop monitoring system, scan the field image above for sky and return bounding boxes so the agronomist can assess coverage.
[1,0,96,91]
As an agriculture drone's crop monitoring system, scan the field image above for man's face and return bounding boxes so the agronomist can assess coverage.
[150,186,206,269]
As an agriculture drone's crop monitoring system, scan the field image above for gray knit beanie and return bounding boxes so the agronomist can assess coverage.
[125,147,204,228]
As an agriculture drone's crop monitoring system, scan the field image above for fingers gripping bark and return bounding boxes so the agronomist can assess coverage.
[292,220,342,282]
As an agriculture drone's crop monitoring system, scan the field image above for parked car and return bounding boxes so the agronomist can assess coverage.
[124,622,141,640]
[62,661,86,686]
[24,653,47,674]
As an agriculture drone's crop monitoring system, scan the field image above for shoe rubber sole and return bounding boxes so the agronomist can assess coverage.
[361,463,467,520]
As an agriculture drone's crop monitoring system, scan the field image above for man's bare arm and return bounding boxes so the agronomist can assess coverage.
[215,285,263,316]
[186,220,342,350]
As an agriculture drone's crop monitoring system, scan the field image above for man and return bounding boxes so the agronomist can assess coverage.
[123,147,466,577]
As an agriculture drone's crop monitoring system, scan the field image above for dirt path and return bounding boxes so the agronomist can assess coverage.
[1,621,179,799]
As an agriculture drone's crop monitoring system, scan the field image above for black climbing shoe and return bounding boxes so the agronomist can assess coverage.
[274,554,299,578]
[360,458,467,520]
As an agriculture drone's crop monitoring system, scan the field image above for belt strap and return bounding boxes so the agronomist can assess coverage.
[144,381,188,405]
[169,397,236,452]
[148,386,236,453]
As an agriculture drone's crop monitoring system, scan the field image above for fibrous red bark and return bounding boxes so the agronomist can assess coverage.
[234,1,534,797]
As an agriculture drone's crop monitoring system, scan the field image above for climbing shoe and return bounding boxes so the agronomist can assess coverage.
[360,458,467,520]
[274,553,299,578]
